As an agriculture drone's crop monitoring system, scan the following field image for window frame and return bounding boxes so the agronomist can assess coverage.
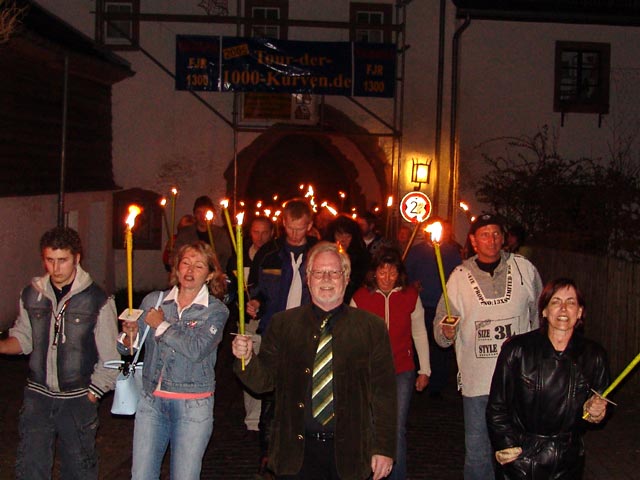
[245,0,288,39]
[350,2,393,44]
[95,0,140,51]
[554,41,610,114]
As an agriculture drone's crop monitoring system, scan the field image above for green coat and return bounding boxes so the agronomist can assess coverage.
[234,304,397,479]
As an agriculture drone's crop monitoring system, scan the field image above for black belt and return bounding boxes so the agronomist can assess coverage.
[306,431,334,442]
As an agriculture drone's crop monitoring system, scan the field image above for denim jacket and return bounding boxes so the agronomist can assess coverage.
[121,288,228,394]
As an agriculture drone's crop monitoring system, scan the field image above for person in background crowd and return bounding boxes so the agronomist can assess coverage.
[312,206,335,240]
[351,246,430,480]
[246,198,318,477]
[405,218,461,398]
[395,224,413,254]
[325,214,370,303]
[119,241,228,480]
[174,195,233,273]
[487,278,610,479]
[357,210,385,256]
[433,213,543,480]
[504,223,533,259]
[226,216,274,437]
[163,214,195,271]
[0,226,119,479]
[233,241,397,480]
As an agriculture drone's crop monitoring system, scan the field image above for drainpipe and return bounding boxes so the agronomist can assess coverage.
[433,0,446,214]
[57,54,69,227]
[447,15,471,222]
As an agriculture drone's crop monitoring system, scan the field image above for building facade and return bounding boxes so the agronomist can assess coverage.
[1,0,639,323]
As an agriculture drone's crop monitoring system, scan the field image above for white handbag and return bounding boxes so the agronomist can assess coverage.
[106,292,162,415]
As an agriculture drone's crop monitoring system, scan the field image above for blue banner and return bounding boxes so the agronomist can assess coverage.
[175,36,396,98]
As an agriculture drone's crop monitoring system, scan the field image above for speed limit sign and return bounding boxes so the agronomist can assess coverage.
[400,191,432,223]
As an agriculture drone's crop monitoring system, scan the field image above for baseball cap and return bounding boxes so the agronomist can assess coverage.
[468,213,505,235]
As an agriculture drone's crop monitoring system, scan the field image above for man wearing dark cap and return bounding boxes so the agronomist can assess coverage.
[174,195,233,271]
[433,213,542,480]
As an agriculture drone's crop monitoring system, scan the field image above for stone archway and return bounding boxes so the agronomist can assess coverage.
[224,104,389,213]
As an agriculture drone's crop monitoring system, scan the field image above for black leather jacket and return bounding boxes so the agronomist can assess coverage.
[487,329,610,479]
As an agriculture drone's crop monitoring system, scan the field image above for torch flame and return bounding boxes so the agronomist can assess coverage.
[125,205,142,229]
[160,198,167,207]
[237,212,245,226]
[426,221,443,243]
[304,185,314,198]
[205,210,214,222]
[220,199,229,209]
[321,202,337,216]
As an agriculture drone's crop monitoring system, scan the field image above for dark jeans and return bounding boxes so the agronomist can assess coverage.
[277,437,340,480]
[424,306,453,394]
[387,370,416,480]
[16,388,99,480]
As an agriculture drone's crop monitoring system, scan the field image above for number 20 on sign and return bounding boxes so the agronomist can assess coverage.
[400,191,432,224]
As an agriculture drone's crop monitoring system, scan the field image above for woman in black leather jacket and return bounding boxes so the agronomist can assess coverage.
[486,278,611,479]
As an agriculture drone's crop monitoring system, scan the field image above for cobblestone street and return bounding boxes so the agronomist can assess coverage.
[1,322,638,479]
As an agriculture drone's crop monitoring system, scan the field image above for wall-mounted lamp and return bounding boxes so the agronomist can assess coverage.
[411,157,431,190]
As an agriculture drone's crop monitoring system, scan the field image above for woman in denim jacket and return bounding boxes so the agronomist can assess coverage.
[119,241,229,479]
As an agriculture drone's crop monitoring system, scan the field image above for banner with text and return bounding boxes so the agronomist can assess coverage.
[175,35,396,98]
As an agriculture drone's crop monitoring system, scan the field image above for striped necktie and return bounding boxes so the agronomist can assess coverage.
[312,314,334,426]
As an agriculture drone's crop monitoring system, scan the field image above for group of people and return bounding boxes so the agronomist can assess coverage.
[232,207,611,480]
[0,201,612,480]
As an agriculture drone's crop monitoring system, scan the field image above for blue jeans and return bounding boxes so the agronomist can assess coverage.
[387,370,415,480]
[462,395,495,480]
[132,390,214,480]
[16,388,98,480]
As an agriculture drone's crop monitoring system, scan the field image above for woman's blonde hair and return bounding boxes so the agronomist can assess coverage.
[170,241,227,300]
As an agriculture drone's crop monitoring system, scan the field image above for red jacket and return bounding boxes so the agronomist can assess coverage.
[352,286,421,374]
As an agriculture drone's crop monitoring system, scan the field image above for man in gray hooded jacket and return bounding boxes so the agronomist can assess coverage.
[0,226,119,479]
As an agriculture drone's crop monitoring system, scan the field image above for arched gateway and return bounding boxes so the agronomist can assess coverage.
[224,105,390,213]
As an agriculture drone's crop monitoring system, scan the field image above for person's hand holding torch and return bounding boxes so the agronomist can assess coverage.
[426,221,459,339]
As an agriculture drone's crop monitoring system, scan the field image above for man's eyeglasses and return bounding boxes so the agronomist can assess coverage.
[310,270,344,280]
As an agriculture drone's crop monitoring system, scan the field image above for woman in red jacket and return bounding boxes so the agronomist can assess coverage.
[351,246,430,480]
